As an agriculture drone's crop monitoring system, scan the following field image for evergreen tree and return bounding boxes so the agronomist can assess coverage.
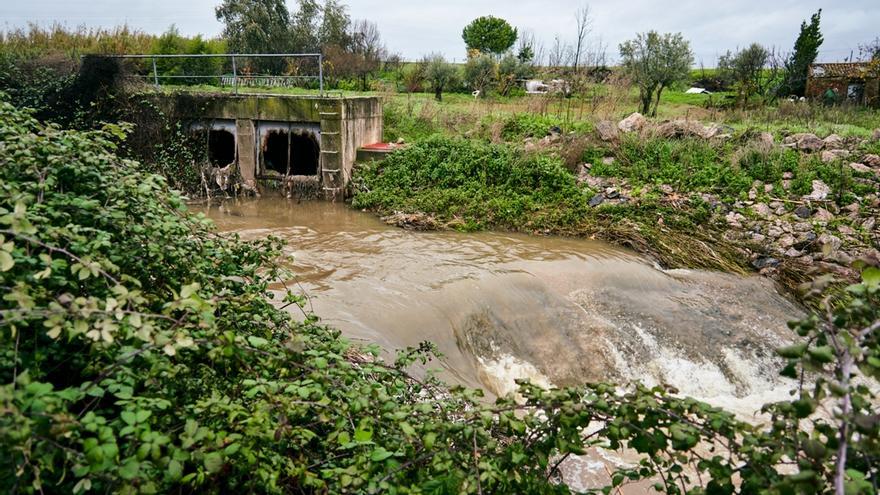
[782,9,823,96]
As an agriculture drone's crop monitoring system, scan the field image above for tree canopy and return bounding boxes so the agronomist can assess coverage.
[462,16,517,56]
[619,31,694,116]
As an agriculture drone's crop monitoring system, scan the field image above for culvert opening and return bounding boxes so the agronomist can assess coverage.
[207,129,236,166]
[263,130,290,175]
[290,131,319,175]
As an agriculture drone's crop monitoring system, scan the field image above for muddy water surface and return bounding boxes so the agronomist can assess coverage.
[201,198,804,418]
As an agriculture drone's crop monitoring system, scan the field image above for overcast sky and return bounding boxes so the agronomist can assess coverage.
[2,0,876,65]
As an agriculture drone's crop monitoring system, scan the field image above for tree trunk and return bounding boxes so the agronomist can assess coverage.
[651,85,665,117]
[639,88,652,115]
[435,86,443,102]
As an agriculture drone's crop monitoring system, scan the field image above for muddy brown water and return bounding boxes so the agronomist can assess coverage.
[200,198,804,417]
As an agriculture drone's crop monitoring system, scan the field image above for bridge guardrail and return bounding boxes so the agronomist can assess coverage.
[100,53,324,96]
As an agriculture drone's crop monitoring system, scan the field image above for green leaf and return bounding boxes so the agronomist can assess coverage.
[121,411,137,425]
[808,346,835,364]
[862,267,880,288]
[0,250,13,272]
[167,460,183,481]
[370,447,394,461]
[203,452,223,474]
[777,343,807,359]
[118,460,140,480]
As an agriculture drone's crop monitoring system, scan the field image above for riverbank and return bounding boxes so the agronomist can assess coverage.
[350,117,880,299]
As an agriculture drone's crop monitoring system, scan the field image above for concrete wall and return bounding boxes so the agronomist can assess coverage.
[158,92,382,199]
[340,98,383,192]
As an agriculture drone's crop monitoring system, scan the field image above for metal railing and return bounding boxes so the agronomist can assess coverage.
[103,53,324,95]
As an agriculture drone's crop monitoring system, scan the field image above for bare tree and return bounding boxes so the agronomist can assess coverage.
[572,5,592,73]
[348,19,387,90]
[547,35,571,69]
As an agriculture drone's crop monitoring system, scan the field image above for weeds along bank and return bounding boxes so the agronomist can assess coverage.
[3,97,880,494]
[360,103,880,294]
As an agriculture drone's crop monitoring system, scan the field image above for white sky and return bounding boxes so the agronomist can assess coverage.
[1,0,877,64]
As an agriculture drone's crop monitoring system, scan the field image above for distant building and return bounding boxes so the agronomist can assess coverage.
[806,62,879,106]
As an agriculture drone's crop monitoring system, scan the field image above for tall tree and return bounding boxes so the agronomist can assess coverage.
[348,19,387,90]
[461,16,517,57]
[290,0,321,53]
[619,31,693,116]
[718,43,770,106]
[572,5,592,71]
[423,54,459,101]
[215,0,290,73]
[782,9,823,97]
[319,0,352,49]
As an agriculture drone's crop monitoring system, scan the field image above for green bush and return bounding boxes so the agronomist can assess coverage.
[352,135,588,229]
[500,113,591,141]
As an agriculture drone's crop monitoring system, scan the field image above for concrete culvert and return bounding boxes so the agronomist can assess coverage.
[290,130,319,175]
[207,129,235,166]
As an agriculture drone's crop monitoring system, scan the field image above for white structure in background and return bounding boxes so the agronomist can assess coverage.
[685,87,712,94]
[525,79,571,96]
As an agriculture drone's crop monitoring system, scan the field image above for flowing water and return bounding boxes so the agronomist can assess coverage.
[201,198,803,418]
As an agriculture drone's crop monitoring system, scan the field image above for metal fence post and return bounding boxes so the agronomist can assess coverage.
[231,55,238,94]
[151,57,159,88]
[318,54,324,97]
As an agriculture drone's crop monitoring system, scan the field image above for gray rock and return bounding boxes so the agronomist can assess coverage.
[803,180,831,201]
[756,132,775,150]
[618,113,646,133]
[605,187,620,199]
[863,154,880,168]
[752,203,773,217]
[818,233,842,253]
[767,226,783,237]
[785,248,803,258]
[813,207,834,221]
[873,129,880,141]
[752,257,780,269]
[794,232,817,251]
[794,205,812,218]
[779,234,796,248]
[837,225,856,236]
[602,156,615,165]
[782,171,794,180]
[849,162,873,174]
[783,133,824,152]
[725,211,746,228]
[659,184,674,195]
[863,217,876,231]
[595,120,619,142]
[821,149,850,163]
[589,193,605,207]
[823,134,844,149]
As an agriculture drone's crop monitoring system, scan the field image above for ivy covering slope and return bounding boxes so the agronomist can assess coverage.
[1,100,879,494]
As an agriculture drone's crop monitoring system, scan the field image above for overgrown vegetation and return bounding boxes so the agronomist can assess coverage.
[3,99,879,494]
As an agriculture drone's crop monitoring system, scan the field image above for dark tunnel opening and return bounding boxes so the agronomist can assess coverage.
[262,128,320,176]
[290,131,319,175]
[263,130,289,174]
[207,129,236,166]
